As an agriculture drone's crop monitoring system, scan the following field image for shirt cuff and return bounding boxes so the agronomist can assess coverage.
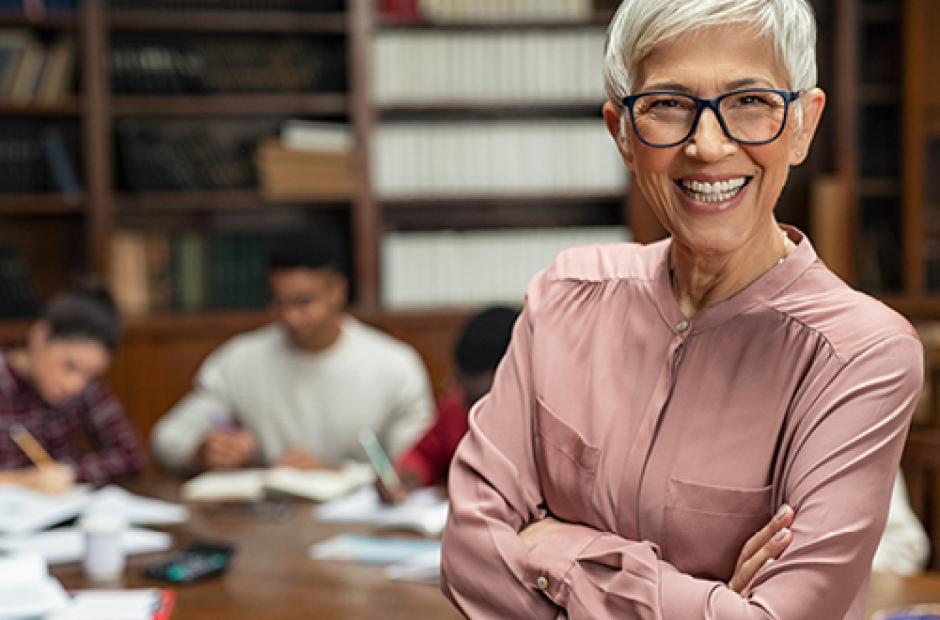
[524,522,604,607]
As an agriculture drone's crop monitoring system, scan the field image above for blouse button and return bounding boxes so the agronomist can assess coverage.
[676,320,690,333]
[536,575,549,590]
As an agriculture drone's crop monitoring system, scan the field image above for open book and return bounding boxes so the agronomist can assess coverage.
[181,463,375,503]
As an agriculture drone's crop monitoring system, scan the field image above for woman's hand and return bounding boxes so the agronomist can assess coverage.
[519,516,570,551]
[728,504,794,596]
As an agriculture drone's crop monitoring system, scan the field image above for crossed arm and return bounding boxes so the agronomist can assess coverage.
[440,308,923,619]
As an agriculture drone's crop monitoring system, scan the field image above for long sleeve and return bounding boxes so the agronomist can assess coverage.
[73,382,145,484]
[442,274,923,619]
[151,348,233,472]
[378,347,434,459]
[872,471,929,575]
[396,389,468,486]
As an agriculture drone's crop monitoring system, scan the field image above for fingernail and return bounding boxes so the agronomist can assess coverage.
[773,527,790,542]
[775,504,791,519]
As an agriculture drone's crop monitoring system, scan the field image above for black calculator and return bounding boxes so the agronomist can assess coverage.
[143,540,237,584]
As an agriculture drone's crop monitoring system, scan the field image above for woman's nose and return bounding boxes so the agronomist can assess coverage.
[685,109,735,161]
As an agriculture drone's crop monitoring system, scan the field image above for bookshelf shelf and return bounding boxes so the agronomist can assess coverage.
[108,9,347,33]
[115,190,351,214]
[378,10,614,30]
[378,101,603,119]
[0,193,84,215]
[383,193,624,230]
[0,10,78,29]
[861,2,900,23]
[0,98,80,117]
[112,94,348,117]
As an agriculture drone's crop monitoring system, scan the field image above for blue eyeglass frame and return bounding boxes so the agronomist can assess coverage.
[620,88,802,148]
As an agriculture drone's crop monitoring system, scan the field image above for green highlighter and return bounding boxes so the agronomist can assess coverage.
[358,428,403,495]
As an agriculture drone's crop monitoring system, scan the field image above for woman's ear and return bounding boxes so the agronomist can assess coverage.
[790,87,826,166]
[603,101,636,171]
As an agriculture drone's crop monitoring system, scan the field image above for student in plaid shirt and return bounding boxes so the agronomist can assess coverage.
[0,281,144,493]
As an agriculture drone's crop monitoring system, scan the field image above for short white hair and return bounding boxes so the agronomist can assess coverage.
[603,0,818,104]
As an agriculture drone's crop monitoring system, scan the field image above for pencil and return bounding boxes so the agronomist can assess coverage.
[9,423,53,467]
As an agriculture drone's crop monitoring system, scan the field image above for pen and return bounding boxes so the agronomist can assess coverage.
[9,423,53,467]
[358,428,403,495]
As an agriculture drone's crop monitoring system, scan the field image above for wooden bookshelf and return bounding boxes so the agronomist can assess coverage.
[108,9,348,33]
[378,9,615,30]
[112,94,348,117]
[378,101,603,119]
[115,189,350,213]
[0,98,80,116]
[0,193,84,215]
[0,10,78,29]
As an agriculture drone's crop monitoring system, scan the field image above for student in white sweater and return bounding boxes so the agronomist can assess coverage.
[152,236,433,473]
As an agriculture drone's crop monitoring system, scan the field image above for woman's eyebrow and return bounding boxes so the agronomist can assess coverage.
[726,77,775,90]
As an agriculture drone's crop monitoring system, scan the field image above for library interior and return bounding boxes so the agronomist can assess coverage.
[0,0,938,618]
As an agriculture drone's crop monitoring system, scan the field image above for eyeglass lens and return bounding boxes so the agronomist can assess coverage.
[631,90,788,146]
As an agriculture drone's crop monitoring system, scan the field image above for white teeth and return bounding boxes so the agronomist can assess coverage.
[679,177,748,203]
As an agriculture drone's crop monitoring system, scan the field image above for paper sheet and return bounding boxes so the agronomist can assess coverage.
[0,527,172,565]
[314,486,448,535]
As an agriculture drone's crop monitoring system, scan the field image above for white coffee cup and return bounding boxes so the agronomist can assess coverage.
[79,512,127,581]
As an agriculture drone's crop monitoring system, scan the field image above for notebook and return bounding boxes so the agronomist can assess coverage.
[85,486,189,526]
[182,464,375,503]
[314,486,449,536]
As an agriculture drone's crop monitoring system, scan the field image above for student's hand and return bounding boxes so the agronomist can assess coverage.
[12,463,76,494]
[273,449,334,471]
[519,516,570,552]
[375,469,418,505]
[201,430,257,470]
[727,504,794,596]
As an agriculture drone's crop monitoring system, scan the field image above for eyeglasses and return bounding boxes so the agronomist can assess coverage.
[621,88,801,148]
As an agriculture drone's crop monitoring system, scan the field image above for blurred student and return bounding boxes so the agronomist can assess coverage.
[152,234,433,473]
[379,306,518,503]
[0,280,144,493]
[873,472,930,575]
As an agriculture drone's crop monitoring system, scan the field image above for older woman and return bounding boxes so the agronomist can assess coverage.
[440,1,923,618]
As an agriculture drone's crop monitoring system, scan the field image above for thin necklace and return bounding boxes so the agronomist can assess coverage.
[671,228,794,297]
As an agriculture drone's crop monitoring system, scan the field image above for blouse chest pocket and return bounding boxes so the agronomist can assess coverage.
[662,477,773,582]
[534,397,600,523]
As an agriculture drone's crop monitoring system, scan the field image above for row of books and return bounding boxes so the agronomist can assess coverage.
[116,121,255,192]
[110,230,280,316]
[0,31,75,104]
[374,30,605,104]
[379,0,594,21]
[111,37,345,95]
[0,1,76,10]
[0,121,79,194]
[108,0,344,10]
[373,120,626,197]
[257,119,355,201]
[381,226,627,307]
[0,245,38,319]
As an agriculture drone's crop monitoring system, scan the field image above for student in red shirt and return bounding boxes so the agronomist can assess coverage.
[0,281,144,493]
[382,306,518,501]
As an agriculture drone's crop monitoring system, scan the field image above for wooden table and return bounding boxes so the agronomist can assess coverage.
[868,571,940,617]
[51,478,462,620]
[46,477,940,619]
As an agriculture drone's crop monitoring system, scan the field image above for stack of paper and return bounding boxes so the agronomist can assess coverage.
[314,487,449,536]
[0,485,91,536]
[48,589,175,620]
[309,534,440,565]
[0,550,69,619]
[0,527,172,565]
[182,464,375,503]
[84,486,189,526]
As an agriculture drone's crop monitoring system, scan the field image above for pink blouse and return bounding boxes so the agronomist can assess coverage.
[441,228,923,619]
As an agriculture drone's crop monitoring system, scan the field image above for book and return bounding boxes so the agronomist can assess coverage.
[181,464,375,503]
[0,484,91,536]
[314,486,449,536]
